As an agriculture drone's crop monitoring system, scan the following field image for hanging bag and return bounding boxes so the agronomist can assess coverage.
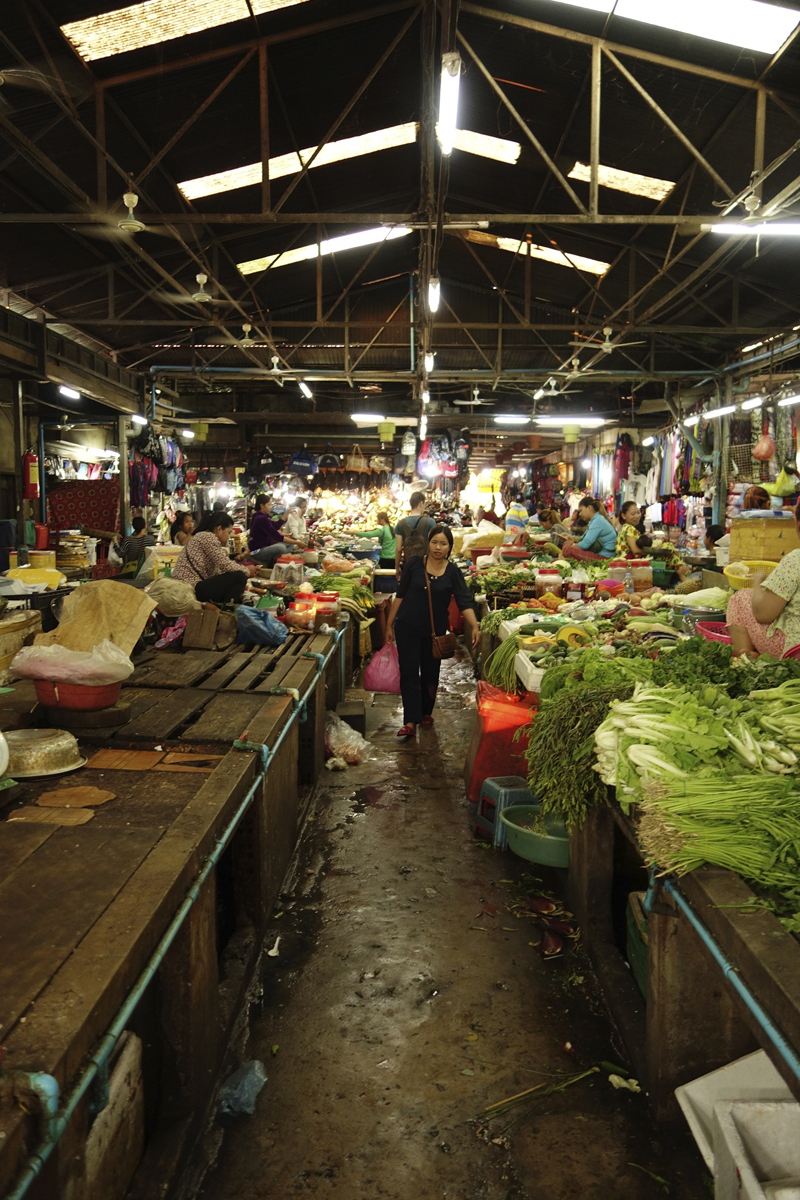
[424,558,457,660]
[346,444,369,472]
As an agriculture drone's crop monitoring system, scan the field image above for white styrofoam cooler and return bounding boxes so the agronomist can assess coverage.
[514,652,545,694]
[714,1101,800,1200]
[675,1050,793,1171]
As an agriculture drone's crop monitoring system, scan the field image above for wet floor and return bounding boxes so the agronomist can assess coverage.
[193,653,708,1200]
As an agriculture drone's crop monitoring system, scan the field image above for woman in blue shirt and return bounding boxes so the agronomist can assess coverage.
[563,498,617,560]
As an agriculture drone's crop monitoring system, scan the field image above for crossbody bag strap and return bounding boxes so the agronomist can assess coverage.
[424,556,437,636]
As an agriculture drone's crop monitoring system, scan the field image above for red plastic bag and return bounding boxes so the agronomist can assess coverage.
[363,643,401,693]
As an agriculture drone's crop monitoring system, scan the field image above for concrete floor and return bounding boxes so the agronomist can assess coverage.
[195,655,708,1200]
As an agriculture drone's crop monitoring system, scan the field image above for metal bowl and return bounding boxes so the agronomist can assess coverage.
[4,728,86,777]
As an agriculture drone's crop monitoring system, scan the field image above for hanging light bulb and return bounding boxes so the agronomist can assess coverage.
[424,352,434,372]
[422,390,430,404]
[428,277,441,312]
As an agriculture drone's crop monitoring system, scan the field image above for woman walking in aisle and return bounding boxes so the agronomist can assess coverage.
[385,525,480,739]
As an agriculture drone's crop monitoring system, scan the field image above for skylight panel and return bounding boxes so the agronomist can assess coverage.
[237,226,413,275]
[179,124,418,201]
[568,161,674,201]
[452,129,521,165]
[539,0,799,54]
[61,0,309,62]
[179,124,521,200]
[465,229,610,277]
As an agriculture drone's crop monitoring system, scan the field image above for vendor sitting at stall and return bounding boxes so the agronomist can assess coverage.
[170,509,194,546]
[173,510,257,603]
[704,524,726,552]
[617,501,690,581]
[355,512,396,568]
[726,503,800,658]
[538,507,571,549]
[743,485,771,511]
[118,517,156,565]
[562,498,617,560]
[247,493,288,568]
[283,497,310,549]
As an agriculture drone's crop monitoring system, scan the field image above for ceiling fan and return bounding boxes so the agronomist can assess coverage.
[75,188,192,243]
[0,64,83,114]
[535,377,582,399]
[452,386,493,405]
[569,326,647,354]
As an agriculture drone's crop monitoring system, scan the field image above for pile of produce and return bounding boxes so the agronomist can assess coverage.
[312,571,375,614]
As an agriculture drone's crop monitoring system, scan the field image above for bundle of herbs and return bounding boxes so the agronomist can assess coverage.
[520,681,635,828]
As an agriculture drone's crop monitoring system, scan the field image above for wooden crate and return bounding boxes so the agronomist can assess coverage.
[729,518,800,563]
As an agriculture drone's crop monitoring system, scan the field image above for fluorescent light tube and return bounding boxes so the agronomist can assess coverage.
[539,0,799,53]
[428,278,441,313]
[419,415,428,439]
[437,51,461,157]
[704,405,736,418]
[237,225,413,275]
[350,413,384,422]
[181,429,195,438]
[683,415,701,426]
[535,416,605,427]
[298,381,313,399]
[422,390,430,404]
[62,0,311,62]
[131,414,148,426]
[642,436,655,446]
[424,353,434,373]
[494,415,531,424]
[778,394,800,407]
[740,396,763,410]
[742,341,763,352]
[465,229,610,277]
[59,386,80,399]
[568,162,674,201]
[705,223,800,236]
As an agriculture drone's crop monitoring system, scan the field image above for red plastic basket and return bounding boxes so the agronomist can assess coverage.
[697,621,731,644]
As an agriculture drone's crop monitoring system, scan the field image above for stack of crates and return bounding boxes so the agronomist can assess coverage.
[474,776,535,850]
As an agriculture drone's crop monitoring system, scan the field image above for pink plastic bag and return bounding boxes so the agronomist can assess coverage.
[363,643,401,693]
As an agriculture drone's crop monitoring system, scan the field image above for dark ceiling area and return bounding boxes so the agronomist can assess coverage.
[2,0,800,443]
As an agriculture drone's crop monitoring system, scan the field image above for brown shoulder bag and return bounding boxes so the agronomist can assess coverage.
[424,558,458,660]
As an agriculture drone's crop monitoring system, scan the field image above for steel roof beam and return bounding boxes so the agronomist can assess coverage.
[0,212,749,224]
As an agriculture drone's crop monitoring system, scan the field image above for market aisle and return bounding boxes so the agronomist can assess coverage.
[195,653,706,1200]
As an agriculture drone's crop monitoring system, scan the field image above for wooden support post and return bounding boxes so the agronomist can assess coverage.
[628,248,636,324]
[264,719,300,914]
[316,225,323,324]
[118,414,130,535]
[259,44,270,214]
[646,886,755,1125]
[158,874,220,1115]
[13,382,27,550]
[95,86,106,209]
[524,235,531,323]
[589,42,601,218]
[754,87,766,203]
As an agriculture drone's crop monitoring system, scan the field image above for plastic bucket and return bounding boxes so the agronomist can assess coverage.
[33,680,121,710]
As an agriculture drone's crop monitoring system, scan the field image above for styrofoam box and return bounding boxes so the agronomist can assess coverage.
[514,652,544,694]
[675,1050,793,1171]
[714,1101,800,1200]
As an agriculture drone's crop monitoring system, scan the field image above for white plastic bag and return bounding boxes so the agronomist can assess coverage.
[10,638,134,684]
[324,710,373,764]
[108,542,123,567]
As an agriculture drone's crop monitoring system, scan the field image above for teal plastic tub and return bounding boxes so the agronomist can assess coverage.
[499,804,569,868]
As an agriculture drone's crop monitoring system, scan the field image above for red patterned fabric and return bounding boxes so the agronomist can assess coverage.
[48,481,120,533]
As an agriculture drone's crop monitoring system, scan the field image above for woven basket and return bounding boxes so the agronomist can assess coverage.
[697,621,732,644]
[723,560,778,590]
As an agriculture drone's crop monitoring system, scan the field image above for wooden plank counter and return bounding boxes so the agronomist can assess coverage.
[566,799,800,1124]
[0,627,340,1200]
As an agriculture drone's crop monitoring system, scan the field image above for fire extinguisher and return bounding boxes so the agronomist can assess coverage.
[23,452,39,500]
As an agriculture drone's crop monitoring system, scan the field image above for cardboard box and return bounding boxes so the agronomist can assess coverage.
[729,518,800,564]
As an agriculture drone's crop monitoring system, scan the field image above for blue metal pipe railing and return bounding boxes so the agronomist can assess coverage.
[644,870,800,1087]
[6,623,347,1200]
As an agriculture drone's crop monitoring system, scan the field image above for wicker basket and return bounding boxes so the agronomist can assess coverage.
[723,560,778,590]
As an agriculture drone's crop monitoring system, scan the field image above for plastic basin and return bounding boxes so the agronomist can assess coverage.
[33,680,121,710]
[499,803,569,867]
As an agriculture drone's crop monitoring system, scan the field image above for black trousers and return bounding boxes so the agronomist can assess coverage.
[394,619,441,726]
[195,571,248,604]
[378,556,396,569]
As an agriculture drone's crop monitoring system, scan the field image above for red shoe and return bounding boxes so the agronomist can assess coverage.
[421,716,434,727]
[396,723,416,738]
